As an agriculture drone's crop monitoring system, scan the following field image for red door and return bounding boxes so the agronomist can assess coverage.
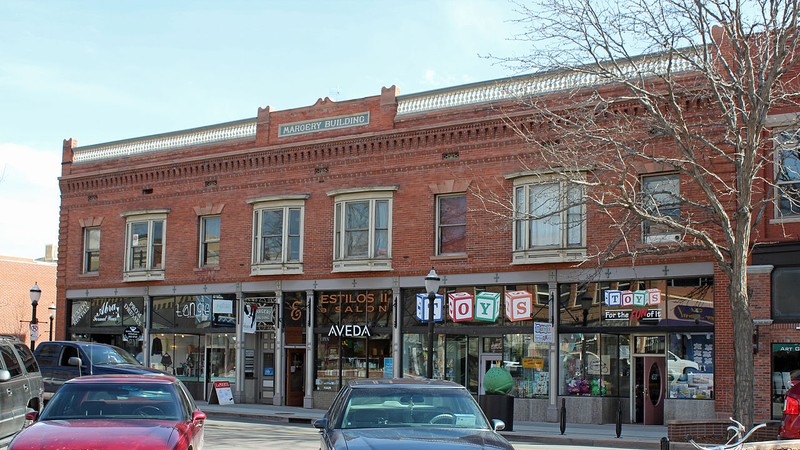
[643,356,665,425]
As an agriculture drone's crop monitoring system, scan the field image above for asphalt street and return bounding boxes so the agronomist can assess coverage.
[202,417,649,450]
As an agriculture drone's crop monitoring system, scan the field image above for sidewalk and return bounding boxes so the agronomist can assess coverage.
[197,401,677,449]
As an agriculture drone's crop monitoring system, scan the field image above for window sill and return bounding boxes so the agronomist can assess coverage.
[332,259,393,273]
[643,234,681,244]
[123,270,165,282]
[431,253,468,261]
[770,216,800,224]
[511,248,586,264]
[78,272,99,278]
[194,266,220,273]
[250,263,304,276]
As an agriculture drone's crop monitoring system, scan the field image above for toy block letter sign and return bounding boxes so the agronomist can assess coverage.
[621,291,634,307]
[646,288,661,305]
[633,290,648,307]
[505,291,533,322]
[475,292,500,322]
[448,292,474,322]
[415,293,444,322]
[604,290,622,307]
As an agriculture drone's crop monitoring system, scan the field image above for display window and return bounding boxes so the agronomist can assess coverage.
[771,343,800,419]
[558,333,627,397]
[314,290,393,392]
[667,333,714,400]
[558,278,714,328]
[504,334,550,398]
[316,334,391,391]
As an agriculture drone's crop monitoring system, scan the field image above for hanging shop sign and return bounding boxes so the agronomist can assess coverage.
[416,291,531,323]
[447,292,474,322]
[475,292,501,321]
[122,326,143,342]
[533,322,553,343]
[327,324,371,337]
[505,291,533,321]
[415,294,444,322]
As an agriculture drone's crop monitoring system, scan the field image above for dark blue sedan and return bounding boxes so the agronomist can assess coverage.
[313,379,514,450]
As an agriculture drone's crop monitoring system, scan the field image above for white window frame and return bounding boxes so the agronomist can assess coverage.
[508,173,585,264]
[122,210,168,282]
[774,127,800,219]
[328,186,396,272]
[83,227,100,274]
[436,193,467,256]
[247,195,307,275]
[199,215,221,268]
[641,173,681,244]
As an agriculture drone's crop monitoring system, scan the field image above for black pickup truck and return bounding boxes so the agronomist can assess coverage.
[33,341,166,400]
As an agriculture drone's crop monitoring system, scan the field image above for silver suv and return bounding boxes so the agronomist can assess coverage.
[0,336,43,446]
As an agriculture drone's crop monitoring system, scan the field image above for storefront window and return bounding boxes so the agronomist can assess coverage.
[667,333,714,400]
[560,333,612,396]
[316,334,391,391]
[772,343,800,419]
[402,333,429,379]
[600,334,628,397]
[207,333,236,381]
[314,290,393,391]
[504,333,550,398]
[559,278,714,328]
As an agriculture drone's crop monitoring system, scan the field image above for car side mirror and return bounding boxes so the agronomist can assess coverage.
[192,411,206,423]
[0,369,10,382]
[68,356,83,367]
[312,418,328,430]
[491,419,505,431]
[24,410,38,422]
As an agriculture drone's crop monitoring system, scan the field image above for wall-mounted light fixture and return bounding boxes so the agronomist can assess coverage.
[753,318,773,354]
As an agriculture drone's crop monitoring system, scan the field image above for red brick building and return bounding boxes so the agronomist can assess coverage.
[0,251,57,346]
[56,51,800,430]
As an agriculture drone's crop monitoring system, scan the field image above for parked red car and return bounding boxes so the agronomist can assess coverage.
[781,381,800,439]
[8,374,205,450]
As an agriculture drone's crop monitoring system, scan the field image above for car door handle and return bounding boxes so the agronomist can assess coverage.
[23,384,29,391]
[5,388,11,396]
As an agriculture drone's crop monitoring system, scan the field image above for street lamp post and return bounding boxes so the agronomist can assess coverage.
[424,268,441,379]
[29,282,41,349]
[48,303,57,341]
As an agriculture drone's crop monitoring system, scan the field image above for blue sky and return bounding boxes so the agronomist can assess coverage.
[0,0,529,259]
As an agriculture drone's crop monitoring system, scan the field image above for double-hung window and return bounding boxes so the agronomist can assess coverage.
[248,195,306,275]
[510,174,585,263]
[641,174,681,243]
[329,186,396,272]
[122,210,167,281]
[83,227,100,274]
[199,216,220,267]
[436,193,466,255]
[776,128,800,217]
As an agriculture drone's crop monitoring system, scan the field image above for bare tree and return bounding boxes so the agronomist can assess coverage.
[478,0,800,427]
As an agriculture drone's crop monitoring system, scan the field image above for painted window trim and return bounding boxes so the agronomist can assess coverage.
[250,197,306,275]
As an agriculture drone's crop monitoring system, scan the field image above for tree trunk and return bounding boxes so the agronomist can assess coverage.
[730,262,755,429]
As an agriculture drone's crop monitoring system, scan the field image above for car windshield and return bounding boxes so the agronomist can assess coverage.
[84,345,140,365]
[339,387,490,430]
[40,382,182,421]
